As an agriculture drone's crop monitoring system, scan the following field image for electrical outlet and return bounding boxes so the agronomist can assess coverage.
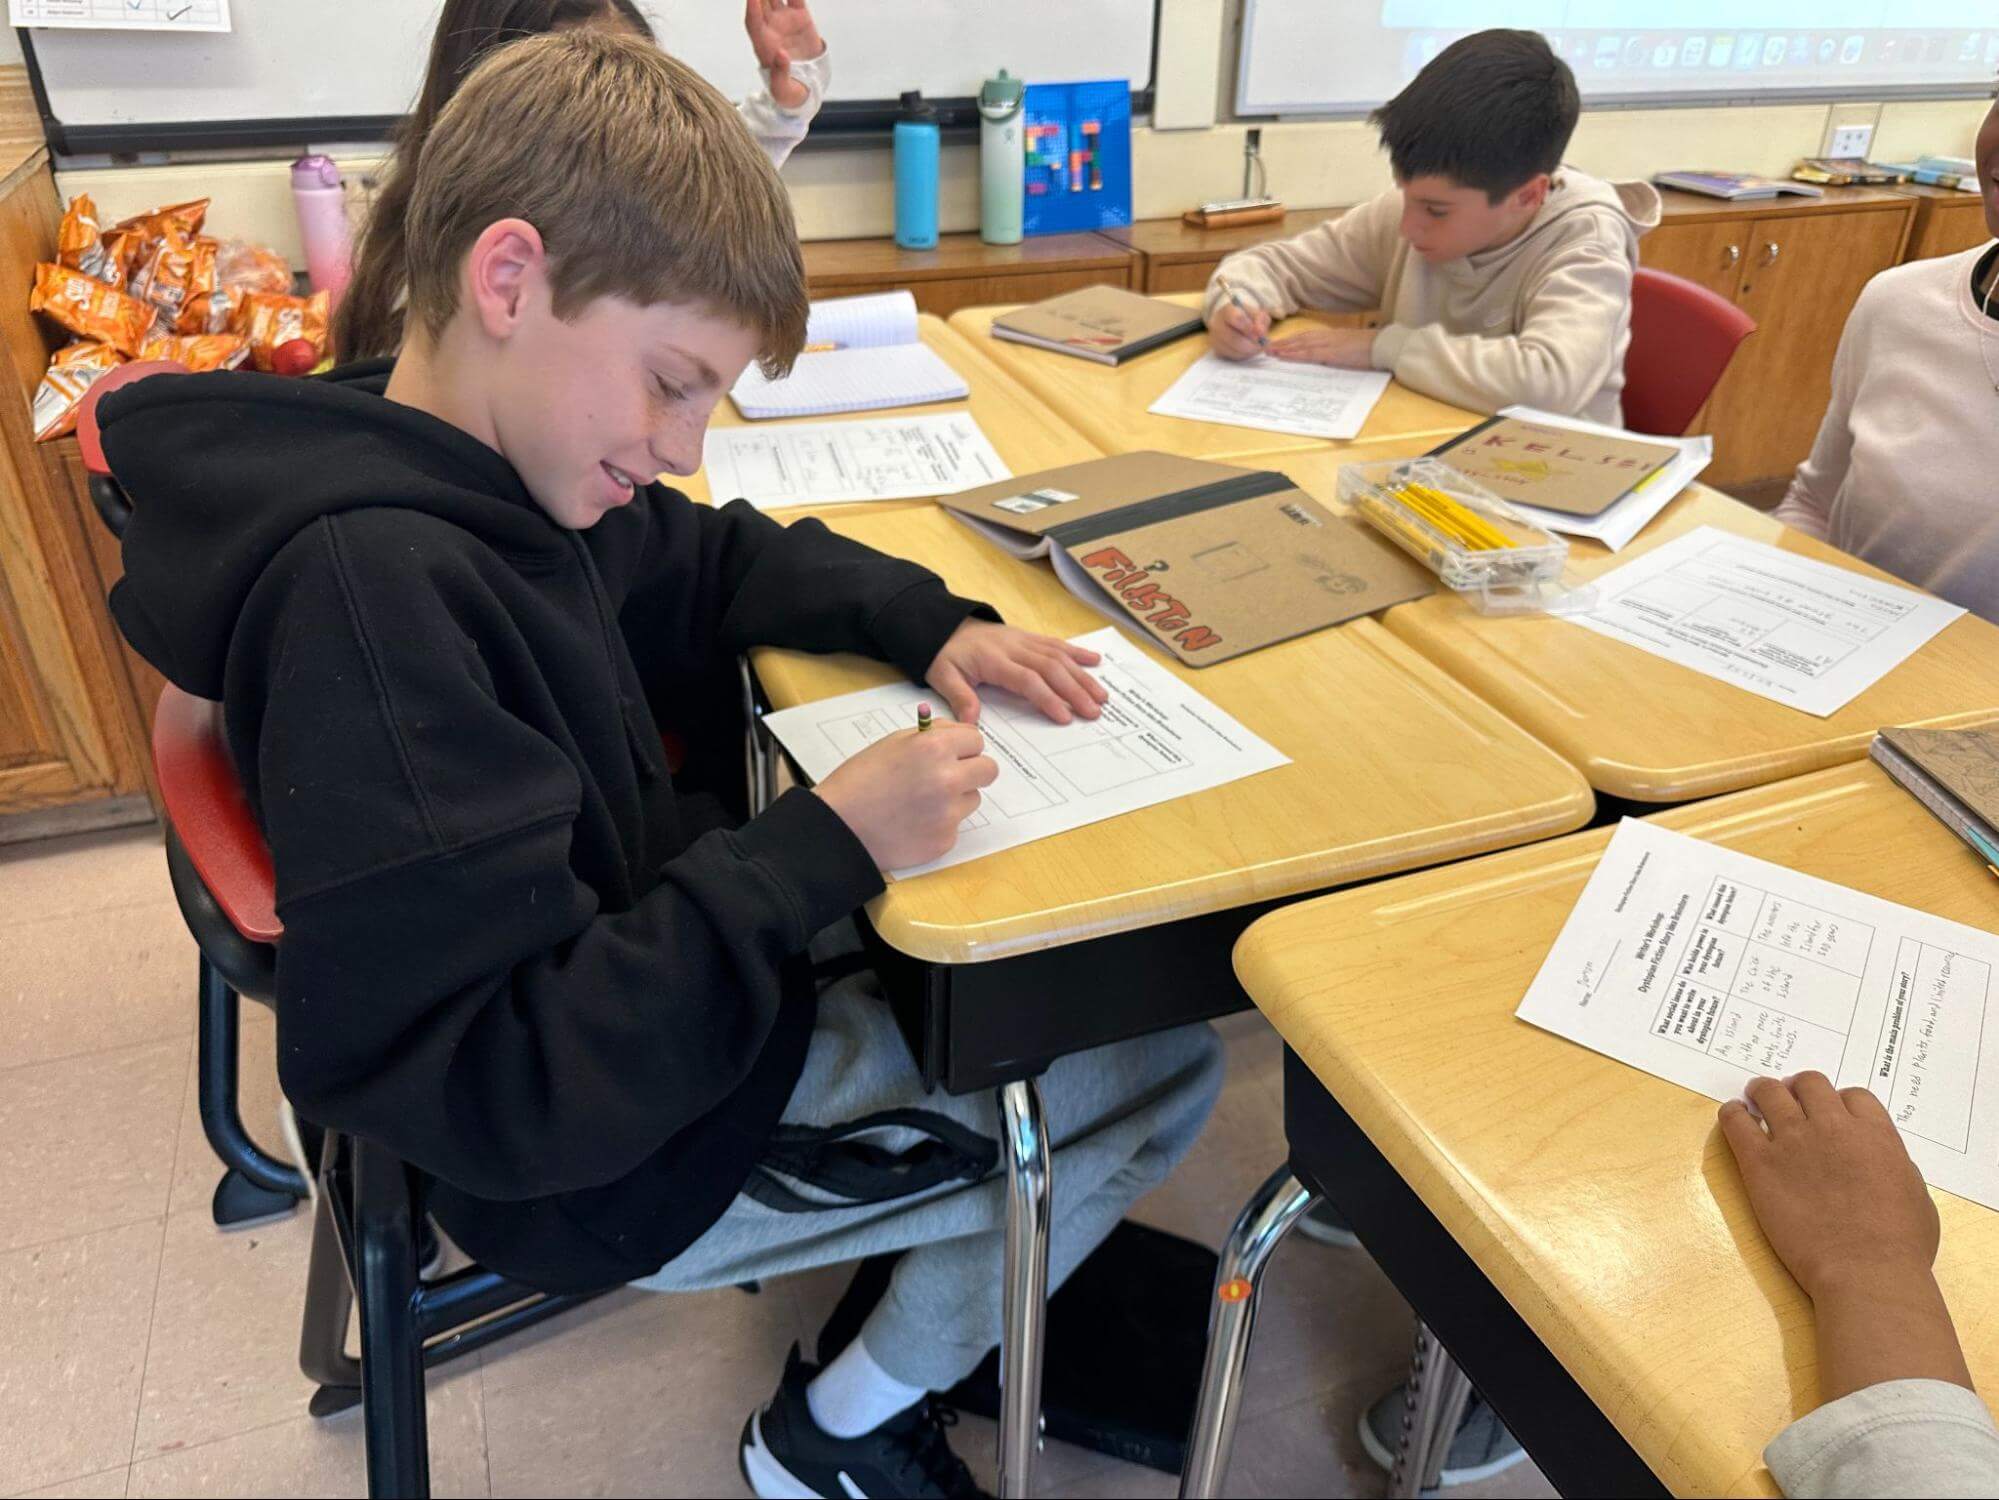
[1829,123,1874,160]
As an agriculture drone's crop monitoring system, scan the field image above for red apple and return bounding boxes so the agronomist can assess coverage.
[272,338,319,376]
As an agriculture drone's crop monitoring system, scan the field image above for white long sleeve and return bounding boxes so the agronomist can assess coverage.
[735,46,829,170]
[1768,1380,1999,1498]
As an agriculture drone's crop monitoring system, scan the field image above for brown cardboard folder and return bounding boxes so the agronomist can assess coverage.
[937,452,1435,666]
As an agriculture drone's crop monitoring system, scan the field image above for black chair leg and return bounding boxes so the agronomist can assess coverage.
[197,955,308,1223]
[300,1140,361,1415]
[353,1139,431,1500]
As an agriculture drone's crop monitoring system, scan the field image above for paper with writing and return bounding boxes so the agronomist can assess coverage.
[761,627,1289,876]
[702,413,1008,509]
[1148,353,1390,440]
[1564,526,1964,717]
[1519,818,1999,1212]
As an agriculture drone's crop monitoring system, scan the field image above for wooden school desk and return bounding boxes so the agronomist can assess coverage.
[676,314,1103,520]
[947,292,1478,464]
[748,504,1592,1495]
[1374,484,1999,804]
[1189,760,1999,1498]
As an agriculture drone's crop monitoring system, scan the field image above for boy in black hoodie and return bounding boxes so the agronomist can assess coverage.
[101,30,1222,1500]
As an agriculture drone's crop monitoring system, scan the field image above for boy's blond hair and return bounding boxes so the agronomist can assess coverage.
[403,29,808,375]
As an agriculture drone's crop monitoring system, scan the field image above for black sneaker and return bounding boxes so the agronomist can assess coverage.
[739,1344,988,1499]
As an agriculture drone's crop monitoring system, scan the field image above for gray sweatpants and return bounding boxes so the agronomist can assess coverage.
[632,969,1225,1391]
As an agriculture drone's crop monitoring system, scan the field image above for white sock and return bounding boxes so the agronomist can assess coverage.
[806,1336,929,1439]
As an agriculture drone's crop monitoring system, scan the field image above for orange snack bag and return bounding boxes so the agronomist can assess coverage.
[98,227,147,289]
[56,194,109,281]
[239,289,330,372]
[213,237,293,296]
[110,197,209,245]
[30,262,159,357]
[32,342,126,442]
[130,230,218,326]
[139,332,250,372]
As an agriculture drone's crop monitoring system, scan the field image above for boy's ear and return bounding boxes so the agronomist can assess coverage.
[465,218,547,340]
[1511,173,1553,214]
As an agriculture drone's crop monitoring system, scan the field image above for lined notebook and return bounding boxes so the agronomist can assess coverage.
[730,291,969,418]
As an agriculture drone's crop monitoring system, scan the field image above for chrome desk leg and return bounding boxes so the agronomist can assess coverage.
[1389,1319,1475,1498]
[996,1078,1051,1499]
[739,656,778,815]
[1178,1167,1317,1498]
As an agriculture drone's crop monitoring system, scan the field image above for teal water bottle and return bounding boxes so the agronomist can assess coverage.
[978,70,1025,245]
[893,91,940,250]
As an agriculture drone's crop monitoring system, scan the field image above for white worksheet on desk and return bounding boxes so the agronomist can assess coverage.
[702,412,1008,509]
[760,627,1290,877]
[1148,352,1390,440]
[1518,818,1999,1211]
[1564,526,1964,717]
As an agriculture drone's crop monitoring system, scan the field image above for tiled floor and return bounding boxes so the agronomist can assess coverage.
[0,825,1558,1499]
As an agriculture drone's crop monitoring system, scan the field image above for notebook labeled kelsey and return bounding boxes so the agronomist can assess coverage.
[730,290,968,418]
[937,451,1434,666]
[1426,415,1681,517]
[990,286,1203,366]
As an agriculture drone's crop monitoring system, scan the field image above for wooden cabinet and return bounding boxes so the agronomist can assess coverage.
[1101,209,1345,294]
[0,119,156,838]
[1639,187,1914,490]
[1897,184,1992,262]
[801,230,1134,318]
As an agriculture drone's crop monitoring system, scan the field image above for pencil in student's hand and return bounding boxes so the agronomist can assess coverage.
[916,702,933,733]
[1218,278,1270,351]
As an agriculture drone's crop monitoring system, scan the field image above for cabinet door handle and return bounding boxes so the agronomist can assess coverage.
[1723,243,1741,266]
[1759,241,1780,266]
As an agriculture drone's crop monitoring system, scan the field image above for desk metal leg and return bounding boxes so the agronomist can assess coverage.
[1178,1167,1317,1499]
[996,1078,1050,1499]
[739,657,778,816]
[1390,1319,1475,1499]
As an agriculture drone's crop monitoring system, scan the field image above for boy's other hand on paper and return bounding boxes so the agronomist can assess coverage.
[1210,301,1273,361]
[744,0,826,110]
[1720,1073,1939,1301]
[1268,327,1378,370]
[815,721,996,870]
[927,620,1107,727]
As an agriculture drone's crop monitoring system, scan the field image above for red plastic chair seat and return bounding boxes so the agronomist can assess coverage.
[1622,267,1757,438]
[154,685,282,944]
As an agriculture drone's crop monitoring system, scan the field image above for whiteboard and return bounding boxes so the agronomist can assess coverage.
[1238,0,1999,116]
[26,0,1156,140]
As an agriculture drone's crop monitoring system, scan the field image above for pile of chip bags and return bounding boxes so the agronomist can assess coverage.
[29,194,328,441]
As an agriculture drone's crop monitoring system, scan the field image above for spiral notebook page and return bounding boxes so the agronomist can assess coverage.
[731,342,971,419]
[804,291,921,350]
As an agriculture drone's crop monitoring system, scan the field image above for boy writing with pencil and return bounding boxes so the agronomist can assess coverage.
[101,33,1221,1500]
[1207,29,1660,426]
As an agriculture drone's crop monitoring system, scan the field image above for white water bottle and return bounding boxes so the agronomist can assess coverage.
[978,70,1025,245]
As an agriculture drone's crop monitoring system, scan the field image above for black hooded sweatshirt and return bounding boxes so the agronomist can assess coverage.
[100,363,993,1291]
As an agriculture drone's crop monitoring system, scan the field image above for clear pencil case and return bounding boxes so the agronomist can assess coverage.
[1338,456,1578,616]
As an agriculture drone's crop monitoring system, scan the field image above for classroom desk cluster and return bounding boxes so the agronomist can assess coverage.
[685,296,1999,1500]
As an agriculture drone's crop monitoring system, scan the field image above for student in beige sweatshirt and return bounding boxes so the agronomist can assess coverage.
[1774,96,1999,623]
[1206,30,1659,429]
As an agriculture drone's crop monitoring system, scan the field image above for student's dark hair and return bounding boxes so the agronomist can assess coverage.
[1367,29,1580,202]
[335,0,652,360]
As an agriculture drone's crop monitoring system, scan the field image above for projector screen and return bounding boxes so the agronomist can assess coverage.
[1239,2,1999,116]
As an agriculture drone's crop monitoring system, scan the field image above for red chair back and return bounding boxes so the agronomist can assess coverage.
[1622,267,1756,437]
[153,685,282,945]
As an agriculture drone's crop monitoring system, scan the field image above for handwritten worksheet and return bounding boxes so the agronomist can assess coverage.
[761,627,1289,877]
[1518,819,1999,1211]
[1566,526,1964,717]
[10,0,230,29]
[702,412,1008,509]
[1148,353,1390,440]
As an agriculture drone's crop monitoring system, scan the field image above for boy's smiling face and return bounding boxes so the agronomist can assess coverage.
[1397,172,1551,264]
[395,216,766,531]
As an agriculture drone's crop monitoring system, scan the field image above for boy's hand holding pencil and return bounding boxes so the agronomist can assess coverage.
[1209,279,1274,361]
